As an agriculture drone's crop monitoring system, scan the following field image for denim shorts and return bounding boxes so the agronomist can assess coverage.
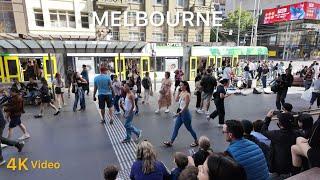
[98,94,113,109]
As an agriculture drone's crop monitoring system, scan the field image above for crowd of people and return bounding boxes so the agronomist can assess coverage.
[1,59,320,180]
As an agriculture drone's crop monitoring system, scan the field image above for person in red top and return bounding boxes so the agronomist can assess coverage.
[4,88,30,140]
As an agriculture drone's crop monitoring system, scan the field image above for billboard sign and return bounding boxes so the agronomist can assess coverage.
[263,2,320,24]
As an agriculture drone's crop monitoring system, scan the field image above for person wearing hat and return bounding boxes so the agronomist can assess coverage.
[206,78,231,127]
[93,66,114,124]
[261,110,300,178]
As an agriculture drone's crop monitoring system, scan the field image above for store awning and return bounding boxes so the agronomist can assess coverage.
[0,33,147,54]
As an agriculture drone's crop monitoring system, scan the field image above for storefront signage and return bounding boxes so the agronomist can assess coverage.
[262,2,320,24]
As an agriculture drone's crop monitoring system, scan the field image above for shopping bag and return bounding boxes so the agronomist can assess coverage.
[301,87,313,102]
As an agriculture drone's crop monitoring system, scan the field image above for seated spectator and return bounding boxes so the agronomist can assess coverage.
[224,120,269,180]
[178,166,198,180]
[103,165,119,180]
[251,120,271,146]
[192,136,213,167]
[297,114,314,139]
[197,154,246,180]
[26,77,39,104]
[11,78,26,95]
[282,103,293,113]
[241,120,270,165]
[130,140,170,180]
[262,111,300,178]
[291,117,320,174]
[171,152,188,180]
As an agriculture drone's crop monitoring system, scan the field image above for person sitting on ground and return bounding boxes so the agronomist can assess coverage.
[251,120,271,146]
[192,136,213,167]
[25,77,39,104]
[223,120,269,180]
[297,114,314,139]
[130,140,170,180]
[11,78,26,95]
[178,166,198,180]
[196,154,247,180]
[103,165,119,180]
[241,120,270,166]
[171,152,188,180]
[262,111,300,178]
[291,116,320,175]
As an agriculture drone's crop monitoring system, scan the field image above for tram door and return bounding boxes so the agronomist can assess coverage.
[43,56,57,81]
[115,56,126,80]
[207,56,216,68]
[189,56,198,81]
[232,56,239,67]
[216,56,222,68]
[4,56,21,82]
[0,57,5,82]
[140,57,150,77]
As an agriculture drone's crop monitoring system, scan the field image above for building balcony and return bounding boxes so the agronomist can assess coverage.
[96,0,128,10]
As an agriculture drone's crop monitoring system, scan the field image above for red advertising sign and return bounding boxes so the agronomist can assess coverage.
[263,2,320,24]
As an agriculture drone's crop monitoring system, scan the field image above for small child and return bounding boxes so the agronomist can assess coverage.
[103,165,119,180]
[171,152,188,180]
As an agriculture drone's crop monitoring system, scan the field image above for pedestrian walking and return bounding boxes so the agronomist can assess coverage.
[141,72,152,104]
[66,66,74,98]
[121,83,141,143]
[81,65,90,95]
[309,74,320,109]
[112,75,122,115]
[53,73,65,109]
[93,67,113,124]
[34,78,60,118]
[207,79,232,127]
[163,81,198,147]
[155,72,172,114]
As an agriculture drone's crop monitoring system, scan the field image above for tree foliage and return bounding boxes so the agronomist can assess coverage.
[211,9,254,43]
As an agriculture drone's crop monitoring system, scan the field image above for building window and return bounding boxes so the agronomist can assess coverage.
[81,12,89,28]
[174,33,186,42]
[197,0,205,6]
[129,0,143,3]
[129,32,145,41]
[152,33,167,42]
[111,31,119,40]
[34,9,44,27]
[177,0,187,7]
[153,14,163,24]
[195,33,203,42]
[49,10,75,28]
[154,0,165,5]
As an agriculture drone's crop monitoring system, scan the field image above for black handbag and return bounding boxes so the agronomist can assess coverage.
[271,81,279,93]
[71,85,76,93]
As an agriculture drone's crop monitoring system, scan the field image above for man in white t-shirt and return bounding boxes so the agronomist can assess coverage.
[223,64,232,80]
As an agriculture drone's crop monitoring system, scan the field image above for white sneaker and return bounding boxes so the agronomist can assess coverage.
[165,109,170,113]
[205,111,210,115]
[1,144,8,148]
[206,116,211,121]
[196,109,204,114]
[0,160,6,166]
[155,110,160,114]
[217,124,223,128]
[18,133,30,140]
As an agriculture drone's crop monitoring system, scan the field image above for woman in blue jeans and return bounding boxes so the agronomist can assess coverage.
[72,72,87,112]
[121,83,141,143]
[163,81,198,147]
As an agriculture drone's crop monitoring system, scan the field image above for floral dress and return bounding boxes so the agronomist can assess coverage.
[158,78,172,107]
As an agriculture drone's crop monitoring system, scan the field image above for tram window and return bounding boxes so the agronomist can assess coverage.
[142,60,148,71]
[45,60,53,74]
[8,60,18,75]
[191,58,196,69]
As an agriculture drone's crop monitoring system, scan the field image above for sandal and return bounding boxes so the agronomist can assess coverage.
[121,139,130,143]
[163,141,173,147]
[190,141,199,147]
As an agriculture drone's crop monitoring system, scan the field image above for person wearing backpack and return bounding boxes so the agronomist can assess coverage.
[142,72,152,104]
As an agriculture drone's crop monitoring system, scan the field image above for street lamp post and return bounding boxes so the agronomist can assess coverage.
[250,0,257,46]
[237,0,242,46]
